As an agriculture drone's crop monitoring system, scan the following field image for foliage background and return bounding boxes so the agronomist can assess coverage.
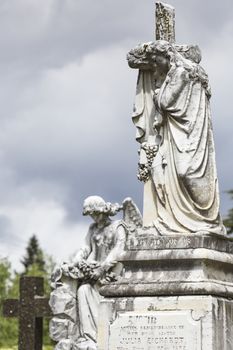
[0,235,55,348]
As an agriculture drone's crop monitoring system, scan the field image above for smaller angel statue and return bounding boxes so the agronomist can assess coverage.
[49,195,142,350]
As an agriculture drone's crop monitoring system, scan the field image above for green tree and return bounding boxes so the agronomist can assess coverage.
[0,258,18,347]
[0,236,56,348]
[224,190,233,234]
[21,234,45,273]
[20,235,55,345]
[0,258,11,300]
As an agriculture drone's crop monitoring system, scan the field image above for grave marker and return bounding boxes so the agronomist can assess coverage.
[3,276,52,350]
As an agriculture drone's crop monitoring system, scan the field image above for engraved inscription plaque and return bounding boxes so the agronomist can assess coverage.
[109,311,201,350]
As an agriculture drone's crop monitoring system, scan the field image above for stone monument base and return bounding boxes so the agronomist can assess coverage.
[100,233,233,298]
[98,295,233,350]
[98,233,233,349]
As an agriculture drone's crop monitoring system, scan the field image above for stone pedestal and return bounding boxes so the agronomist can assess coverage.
[98,295,233,350]
[98,233,233,349]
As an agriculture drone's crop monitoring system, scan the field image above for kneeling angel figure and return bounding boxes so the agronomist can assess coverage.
[49,195,142,350]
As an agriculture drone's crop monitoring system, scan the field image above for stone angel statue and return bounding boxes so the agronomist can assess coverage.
[127,40,225,236]
[49,195,142,350]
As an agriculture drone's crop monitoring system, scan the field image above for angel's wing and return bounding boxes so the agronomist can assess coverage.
[122,197,143,232]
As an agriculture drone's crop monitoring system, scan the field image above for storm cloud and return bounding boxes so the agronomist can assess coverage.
[0,0,232,269]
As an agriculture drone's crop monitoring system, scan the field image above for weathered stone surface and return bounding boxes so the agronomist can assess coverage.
[98,296,233,350]
[2,276,52,350]
[127,231,233,252]
[128,0,225,233]
[100,233,233,298]
[155,2,175,43]
[109,311,201,349]
[51,2,232,350]
[49,196,142,350]
[49,286,77,322]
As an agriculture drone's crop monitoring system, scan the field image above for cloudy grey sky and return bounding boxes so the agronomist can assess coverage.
[0,0,232,270]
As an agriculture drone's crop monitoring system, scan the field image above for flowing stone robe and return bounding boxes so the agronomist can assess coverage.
[49,219,126,350]
[133,61,225,235]
[73,219,126,344]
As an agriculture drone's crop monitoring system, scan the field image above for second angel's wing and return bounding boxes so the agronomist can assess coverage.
[122,197,143,232]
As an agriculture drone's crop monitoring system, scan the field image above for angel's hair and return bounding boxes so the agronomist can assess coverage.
[82,196,122,216]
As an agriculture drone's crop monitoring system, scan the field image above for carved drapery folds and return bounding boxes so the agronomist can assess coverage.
[127,40,225,235]
[49,197,142,350]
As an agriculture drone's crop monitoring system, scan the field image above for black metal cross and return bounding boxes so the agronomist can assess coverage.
[2,276,52,350]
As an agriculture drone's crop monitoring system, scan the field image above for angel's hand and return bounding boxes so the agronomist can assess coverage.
[90,266,105,281]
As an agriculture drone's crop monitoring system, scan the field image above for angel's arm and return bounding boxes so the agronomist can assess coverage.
[100,224,126,272]
[72,225,93,265]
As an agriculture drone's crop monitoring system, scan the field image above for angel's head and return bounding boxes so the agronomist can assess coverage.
[127,40,202,73]
[82,196,122,223]
[127,40,171,72]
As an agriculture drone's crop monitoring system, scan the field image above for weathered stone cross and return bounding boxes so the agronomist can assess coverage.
[3,276,52,350]
[143,2,175,226]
